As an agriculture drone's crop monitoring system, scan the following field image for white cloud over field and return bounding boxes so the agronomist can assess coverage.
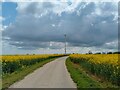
[2,1,118,54]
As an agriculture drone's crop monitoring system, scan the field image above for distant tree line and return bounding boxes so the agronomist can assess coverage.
[87,51,120,54]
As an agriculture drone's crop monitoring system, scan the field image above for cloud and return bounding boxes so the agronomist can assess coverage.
[2,0,120,2]
[2,2,118,51]
[103,40,118,49]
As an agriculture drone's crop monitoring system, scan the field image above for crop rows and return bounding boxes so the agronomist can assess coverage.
[69,54,120,86]
[1,54,65,74]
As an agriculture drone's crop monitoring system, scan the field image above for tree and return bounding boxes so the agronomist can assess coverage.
[88,50,92,54]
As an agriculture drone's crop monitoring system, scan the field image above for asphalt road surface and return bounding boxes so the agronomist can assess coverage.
[10,57,76,88]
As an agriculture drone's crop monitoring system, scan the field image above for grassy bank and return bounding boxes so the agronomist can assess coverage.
[66,58,118,89]
[2,57,57,89]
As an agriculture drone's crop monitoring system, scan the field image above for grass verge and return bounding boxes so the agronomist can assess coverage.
[2,57,57,89]
[66,58,118,89]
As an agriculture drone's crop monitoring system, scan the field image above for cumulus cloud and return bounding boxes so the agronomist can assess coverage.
[2,1,118,51]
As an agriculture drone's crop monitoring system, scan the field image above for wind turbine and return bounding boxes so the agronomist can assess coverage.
[64,34,67,54]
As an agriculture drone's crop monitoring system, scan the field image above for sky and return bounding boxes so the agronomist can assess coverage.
[1,0,119,55]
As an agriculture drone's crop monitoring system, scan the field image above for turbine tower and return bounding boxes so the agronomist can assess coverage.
[64,34,67,54]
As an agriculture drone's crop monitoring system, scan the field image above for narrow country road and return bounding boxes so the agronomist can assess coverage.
[9,57,76,88]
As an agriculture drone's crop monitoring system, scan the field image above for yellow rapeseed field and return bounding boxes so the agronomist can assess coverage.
[1,54,65,74]
[70,54,119,65]
[69,54,120,86]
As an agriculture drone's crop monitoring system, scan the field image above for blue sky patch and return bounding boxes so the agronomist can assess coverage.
[2,2,17,26]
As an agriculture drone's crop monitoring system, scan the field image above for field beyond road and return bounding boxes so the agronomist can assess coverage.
[9,57,76,88]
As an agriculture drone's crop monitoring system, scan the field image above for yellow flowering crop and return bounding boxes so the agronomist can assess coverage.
[2,54,65,74]
[69,54,120,86]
